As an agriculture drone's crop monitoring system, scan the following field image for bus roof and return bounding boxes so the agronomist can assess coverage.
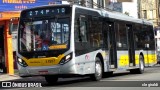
[73,5,153,25]
[100,9,152,25]
[21,4,153,26]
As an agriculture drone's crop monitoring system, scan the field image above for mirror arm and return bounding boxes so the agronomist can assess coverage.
[9,22,13,35]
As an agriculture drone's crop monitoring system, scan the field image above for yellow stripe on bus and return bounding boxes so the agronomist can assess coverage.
[119,55,129,67]
[22,54,65,66]
[143,54,157,65]
[119,54,157,67]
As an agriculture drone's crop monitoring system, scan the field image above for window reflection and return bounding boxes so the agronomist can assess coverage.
[20,18,70,52]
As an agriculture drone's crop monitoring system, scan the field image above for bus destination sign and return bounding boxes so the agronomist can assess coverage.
[24,7,71,18]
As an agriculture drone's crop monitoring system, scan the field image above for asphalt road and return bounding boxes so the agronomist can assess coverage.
[1,65,160,90]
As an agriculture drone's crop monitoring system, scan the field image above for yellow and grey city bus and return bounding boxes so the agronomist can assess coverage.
[16,4,157,84]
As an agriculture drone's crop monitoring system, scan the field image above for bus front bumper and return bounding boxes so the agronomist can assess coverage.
[17,64,76,77]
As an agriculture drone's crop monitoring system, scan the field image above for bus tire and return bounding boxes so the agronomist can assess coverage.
[90,57,102,81]
[130,55,144,74]
[137,55,145,74]
[45,75,58,84]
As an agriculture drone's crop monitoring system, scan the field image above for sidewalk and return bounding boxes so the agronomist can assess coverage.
[0,70,21,81]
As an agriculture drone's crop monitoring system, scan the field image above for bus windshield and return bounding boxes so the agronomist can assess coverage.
[19,17,70,52]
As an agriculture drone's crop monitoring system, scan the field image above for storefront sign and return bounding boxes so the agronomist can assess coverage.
[0,12,20,20]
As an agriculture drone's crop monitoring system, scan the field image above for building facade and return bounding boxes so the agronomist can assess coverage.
[138,0,160,55]
[67,0,132,9]
[138,0,159,27]
[68,0,135,17]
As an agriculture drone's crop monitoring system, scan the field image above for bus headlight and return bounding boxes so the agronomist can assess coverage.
[59,53,72,65]
[17,58,28,67]
[18,58,22,63]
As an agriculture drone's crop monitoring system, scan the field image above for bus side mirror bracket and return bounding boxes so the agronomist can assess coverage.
[9,21,13,35]
[77,17,82,43]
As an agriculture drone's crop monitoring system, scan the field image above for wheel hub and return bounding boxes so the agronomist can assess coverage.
[96,62,102,76]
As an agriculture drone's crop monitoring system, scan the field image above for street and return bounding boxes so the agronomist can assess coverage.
[0,65,160,90]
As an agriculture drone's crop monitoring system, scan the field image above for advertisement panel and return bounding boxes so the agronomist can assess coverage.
[0,0,62,12]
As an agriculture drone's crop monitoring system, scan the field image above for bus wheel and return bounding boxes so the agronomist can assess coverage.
[45,75,58,84]
[90,57,102,81]
[130,55,144,74]
[137,55,145,74]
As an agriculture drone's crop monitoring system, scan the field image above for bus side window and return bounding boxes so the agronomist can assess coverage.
[116,23,128,49]
[89,17,102,48]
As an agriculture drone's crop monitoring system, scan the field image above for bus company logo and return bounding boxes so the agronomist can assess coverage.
[2,82,11,87]
[85,54,90,60]
[1,82,42,88]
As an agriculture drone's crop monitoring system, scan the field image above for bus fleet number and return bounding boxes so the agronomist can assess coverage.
[46,60,55,63]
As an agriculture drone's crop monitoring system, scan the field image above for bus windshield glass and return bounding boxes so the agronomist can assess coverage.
[19,17,70,52]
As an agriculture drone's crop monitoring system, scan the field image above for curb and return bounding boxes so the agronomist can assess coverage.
[0,71,21,81]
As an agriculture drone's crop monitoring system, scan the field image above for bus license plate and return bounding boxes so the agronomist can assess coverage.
[39,71,48,75]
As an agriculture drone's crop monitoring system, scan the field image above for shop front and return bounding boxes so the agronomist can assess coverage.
[0,12,20,75]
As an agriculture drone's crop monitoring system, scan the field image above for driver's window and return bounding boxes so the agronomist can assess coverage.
[80,19,87,42]
[75,15,87,42]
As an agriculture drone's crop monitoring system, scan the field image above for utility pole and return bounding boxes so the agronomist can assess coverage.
[157,0,160,26]
[137,0,141,18]
[81,0,86,6]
